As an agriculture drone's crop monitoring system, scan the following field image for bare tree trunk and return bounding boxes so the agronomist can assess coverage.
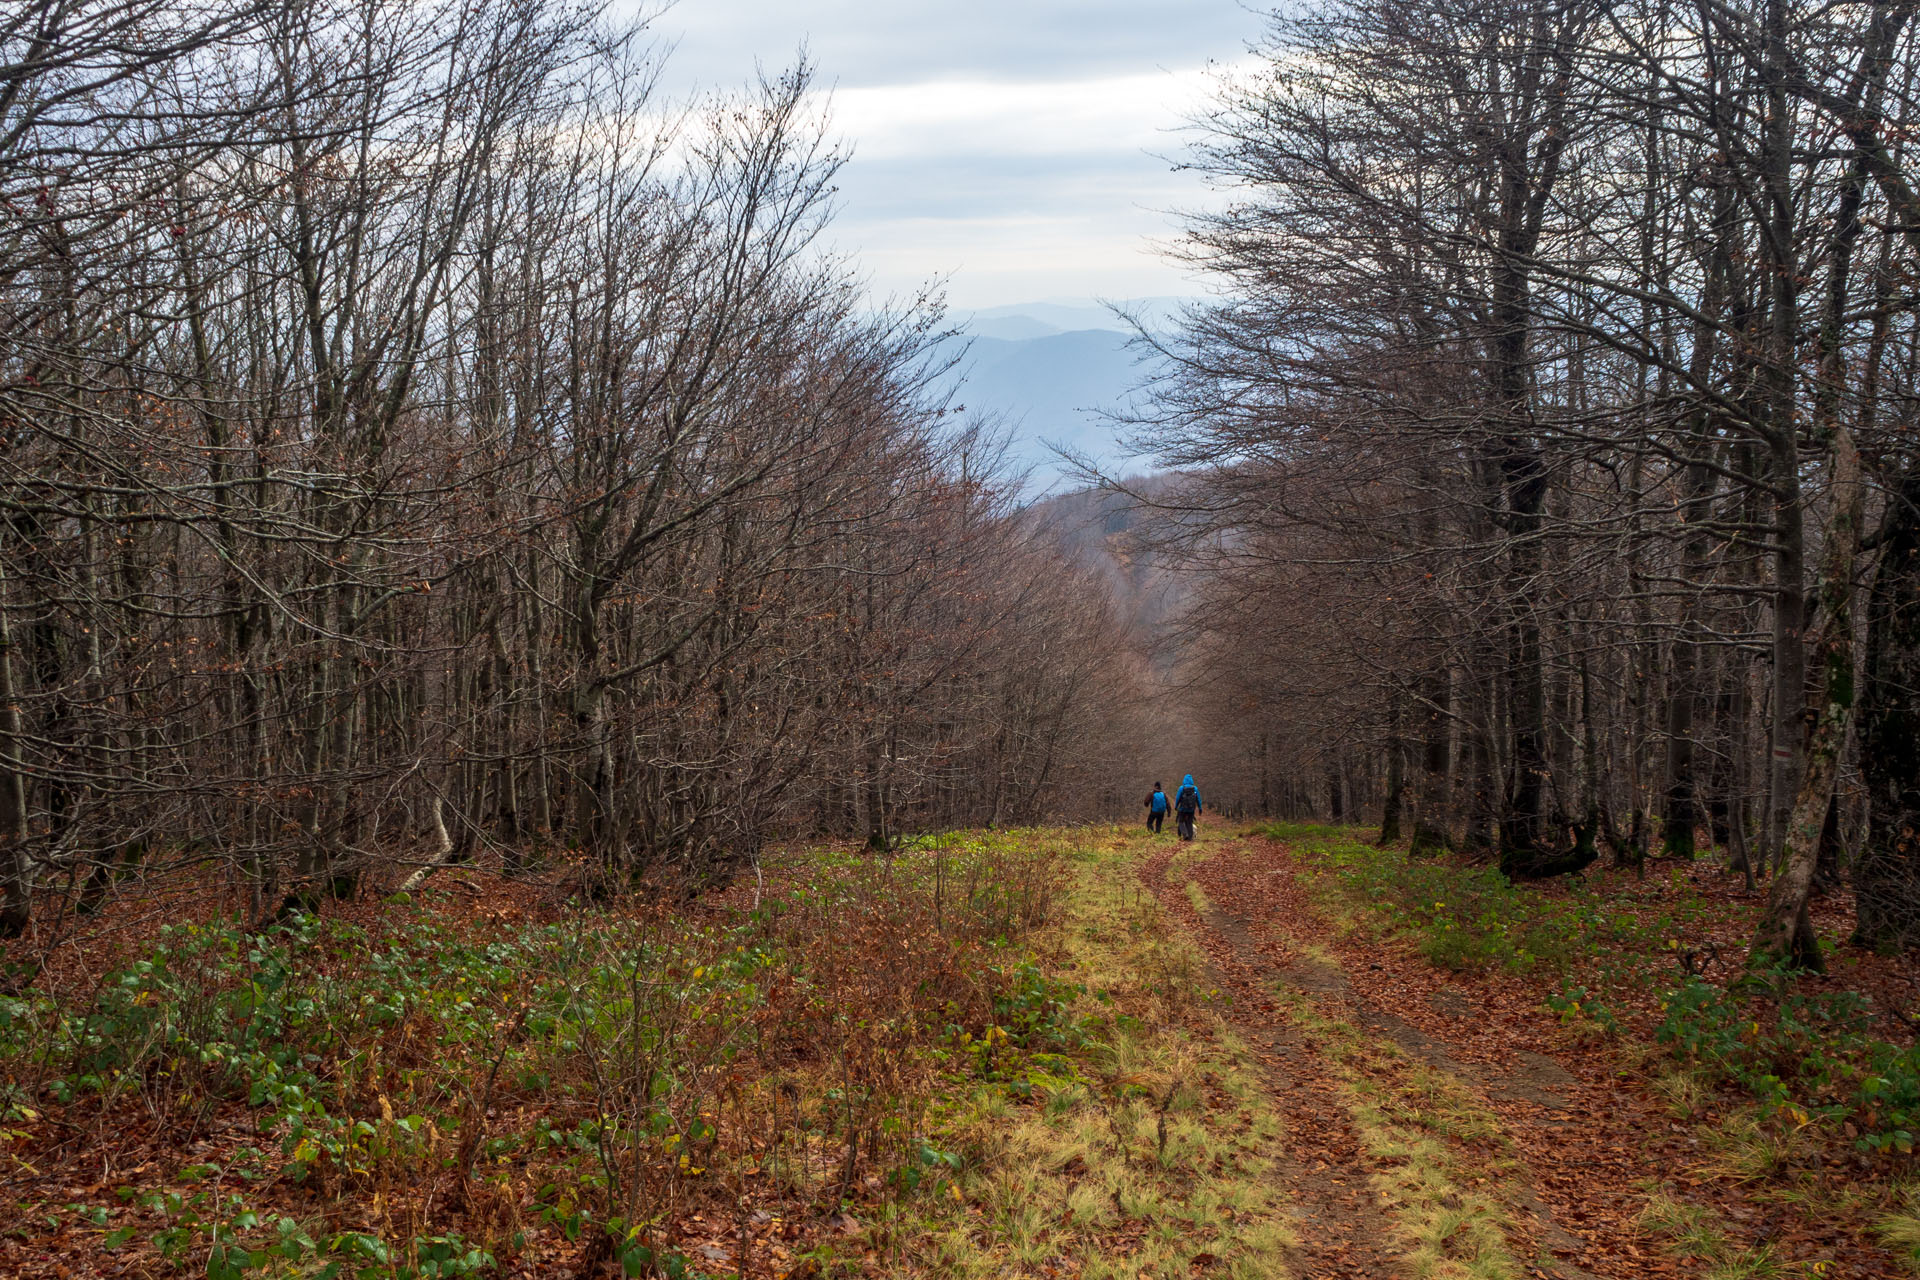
[0,557,29,938]
[1752,416,1863,971]
[1410,664,1453,855]
[399,795,460,893]
[1379,693,1405,845]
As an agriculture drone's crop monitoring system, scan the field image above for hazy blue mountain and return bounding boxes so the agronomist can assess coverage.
[961,314,1064,341]
[963,297,1188,337]
[933,299,1186,489]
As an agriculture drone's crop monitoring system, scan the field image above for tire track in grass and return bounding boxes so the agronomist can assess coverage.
[1144,840,1403,1279]
[1171,834,1701,1280]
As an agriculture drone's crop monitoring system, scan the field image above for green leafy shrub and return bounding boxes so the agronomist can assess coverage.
[989,958,1089,1049]
[1654,972,1919,1152]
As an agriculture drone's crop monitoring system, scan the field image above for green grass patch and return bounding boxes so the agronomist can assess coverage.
[1259,822,1693,976]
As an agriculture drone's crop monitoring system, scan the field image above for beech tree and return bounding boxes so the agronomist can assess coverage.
[1133,0,1920,968]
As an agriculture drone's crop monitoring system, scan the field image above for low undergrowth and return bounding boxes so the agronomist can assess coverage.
[1261,823,1698,978]
[0,831,1070,1278]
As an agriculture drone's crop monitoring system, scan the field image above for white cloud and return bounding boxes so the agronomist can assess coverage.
[820,66,1224,162]
[651,0,1257,88]
[637,0,1265,308]
[825,213,1205,311]
[803,61,1257,306]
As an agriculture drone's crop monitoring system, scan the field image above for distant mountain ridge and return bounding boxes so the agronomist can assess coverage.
[960,314,1069,342]
[1025,475,1189,651]
[960,297,1189,339]
[931,297,1189,489]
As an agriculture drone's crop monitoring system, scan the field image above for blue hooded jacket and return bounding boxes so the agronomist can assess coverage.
[1174,775,1202,814]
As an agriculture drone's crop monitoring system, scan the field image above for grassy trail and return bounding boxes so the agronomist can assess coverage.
[1146,830,1615,1280]
[910,826,1591,1279]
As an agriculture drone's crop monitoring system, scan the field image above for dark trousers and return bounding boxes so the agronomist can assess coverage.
[1147,811,1164,833]
[1177,811,1196,840]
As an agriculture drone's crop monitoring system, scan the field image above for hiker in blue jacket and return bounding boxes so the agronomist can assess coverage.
[1173,775,1203,841]
[1144,782,1169,833]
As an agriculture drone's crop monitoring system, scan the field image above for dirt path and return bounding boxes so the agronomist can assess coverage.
[1142,834,1705,1280]
[1142,842,1400,1279]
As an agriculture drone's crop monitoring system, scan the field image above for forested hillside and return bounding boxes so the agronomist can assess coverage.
[0,0,1149,940]
[1024,478,1185,639]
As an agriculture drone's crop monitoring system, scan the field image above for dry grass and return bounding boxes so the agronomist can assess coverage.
[1635,1186,1802,1279]
[886,828,1296,1278]
[1877,1183,1920,1273]
[1700,1112,1817,1185]
[1650,1068,1713,1120]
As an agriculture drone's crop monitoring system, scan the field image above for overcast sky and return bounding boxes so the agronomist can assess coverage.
[647,1,1265,310]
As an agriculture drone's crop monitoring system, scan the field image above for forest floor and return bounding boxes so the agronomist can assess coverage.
[2,825,1917,1278]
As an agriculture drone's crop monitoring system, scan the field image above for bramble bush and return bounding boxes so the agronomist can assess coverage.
[1546,985,1622,1039]
[1654,974,1920,1154]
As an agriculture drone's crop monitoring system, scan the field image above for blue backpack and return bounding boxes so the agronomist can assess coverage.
[1149,790,1168,815]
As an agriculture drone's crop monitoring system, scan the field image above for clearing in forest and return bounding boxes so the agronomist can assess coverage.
[2,826,1916,1278]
